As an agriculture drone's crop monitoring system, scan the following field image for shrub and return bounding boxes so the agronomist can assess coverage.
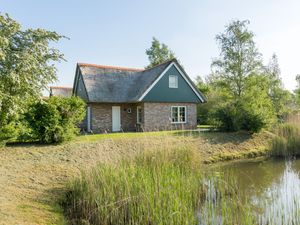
[213,100,273,133]
[0,119,31,146]
[213,103,243,132]
[25,96,85,143]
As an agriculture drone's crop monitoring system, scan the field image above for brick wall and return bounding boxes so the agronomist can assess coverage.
[142,102,197,131]
[84,102,197,133]
[89,103,140,133]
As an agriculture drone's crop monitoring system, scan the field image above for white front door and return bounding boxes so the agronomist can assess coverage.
[112,106,121,132]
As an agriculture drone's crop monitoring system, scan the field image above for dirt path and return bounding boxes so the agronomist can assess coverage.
[0,132,270,225]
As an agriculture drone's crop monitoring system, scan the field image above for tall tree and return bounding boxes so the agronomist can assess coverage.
[208,20,278,132]
[145,37,175,68]
[0,13,64,128]
[265,53,292,119]
[211,20,262,98]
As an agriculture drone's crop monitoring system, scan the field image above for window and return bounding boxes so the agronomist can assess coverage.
[169,75,178,88]
[171,106,186,123]
[137,106,142,124]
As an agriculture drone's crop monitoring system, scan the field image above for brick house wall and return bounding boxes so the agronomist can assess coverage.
[142,102,197,131]
[84,102,197,133]
[89,103,140,133]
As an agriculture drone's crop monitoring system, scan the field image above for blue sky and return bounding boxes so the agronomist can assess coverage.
[2,0,300,92]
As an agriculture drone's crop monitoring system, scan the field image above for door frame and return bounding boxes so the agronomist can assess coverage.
[112,106,121,132]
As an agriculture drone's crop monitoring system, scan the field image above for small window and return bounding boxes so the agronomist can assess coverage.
[137,106,142,124]
[171,106,186,123]
[169,75,178,88]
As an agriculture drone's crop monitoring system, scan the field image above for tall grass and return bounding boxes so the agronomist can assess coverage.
[64,146,261,224]
[64,148,203,225]
[270,123,300,157]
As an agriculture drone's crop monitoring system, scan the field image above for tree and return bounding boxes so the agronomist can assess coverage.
[0,13,64,130]
[208,20,278,132]
[265,54,293,120]
[195,76,210,95]
[211,20,262,98]
[145,37,175,68]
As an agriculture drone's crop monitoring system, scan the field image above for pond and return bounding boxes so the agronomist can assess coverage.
[200,159,300,225]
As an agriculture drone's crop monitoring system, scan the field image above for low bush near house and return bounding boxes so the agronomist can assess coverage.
[25,96,85,143]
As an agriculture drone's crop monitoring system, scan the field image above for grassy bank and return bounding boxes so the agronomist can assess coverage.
[0,130,272,224]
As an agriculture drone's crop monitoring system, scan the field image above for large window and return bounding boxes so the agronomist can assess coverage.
[171,106,186,123]
[169,75,178,88]
[137,106,142,124]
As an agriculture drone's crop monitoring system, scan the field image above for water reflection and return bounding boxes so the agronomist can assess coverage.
[202,159,300,225]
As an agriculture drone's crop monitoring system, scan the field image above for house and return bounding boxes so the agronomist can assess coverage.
[72,59,206,133]
[50,86,73,97]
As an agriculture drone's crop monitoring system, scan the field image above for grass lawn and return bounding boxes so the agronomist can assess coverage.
[0,130,272,224]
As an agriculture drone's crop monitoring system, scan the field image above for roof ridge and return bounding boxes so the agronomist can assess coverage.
[50,86,73,89]
[78,63,144,72]
[143,58,175,71]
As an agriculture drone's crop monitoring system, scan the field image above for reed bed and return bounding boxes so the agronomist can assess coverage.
[64,147,203,225]
[270,123,300,157]
[63,146,259,225]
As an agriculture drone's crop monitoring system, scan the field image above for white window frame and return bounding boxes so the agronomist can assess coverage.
[137,106,142,124]
[171,106,187,124]
[169,75,178,88]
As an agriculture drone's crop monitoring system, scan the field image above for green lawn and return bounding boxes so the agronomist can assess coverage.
[76,130,195,142]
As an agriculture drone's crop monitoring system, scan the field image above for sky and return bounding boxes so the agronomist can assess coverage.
[1,0,300,93]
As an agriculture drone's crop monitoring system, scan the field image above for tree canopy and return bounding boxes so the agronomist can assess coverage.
[0,13,64,128]
[197,20,294,132]
[145,37,175,68]
[211,20,262,98]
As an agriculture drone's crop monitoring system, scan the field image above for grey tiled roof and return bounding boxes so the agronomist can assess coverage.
[50,86,73,97]
[78,60,172,102]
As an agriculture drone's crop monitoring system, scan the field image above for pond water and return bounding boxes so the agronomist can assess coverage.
[200,159,300,225]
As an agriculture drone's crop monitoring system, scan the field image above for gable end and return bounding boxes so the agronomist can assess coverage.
[138,62,205,103]
[73,65,89,101]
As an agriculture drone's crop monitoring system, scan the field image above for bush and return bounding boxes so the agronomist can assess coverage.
[213,100,273,133]
[25,96,85,143]
[0,120,31,146]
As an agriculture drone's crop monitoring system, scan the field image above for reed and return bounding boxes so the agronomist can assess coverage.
[64,147,203,225]
[270,123,300,157]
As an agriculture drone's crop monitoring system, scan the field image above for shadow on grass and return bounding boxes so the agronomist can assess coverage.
[26,186,67,225]
[172,130,253,145]
[5,141,61,148]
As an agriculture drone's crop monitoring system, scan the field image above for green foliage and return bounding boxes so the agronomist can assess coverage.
[25,96,85,143]
[265,54,294,120]
[0,13,64,129]
[197,20,292,132]
[145,37,175,68]
[0,122,20,145]
[211,20,262,98]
